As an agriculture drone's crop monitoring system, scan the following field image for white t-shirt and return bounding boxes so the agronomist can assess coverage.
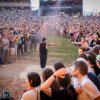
[77,75,100,100]
[21,88,40,100]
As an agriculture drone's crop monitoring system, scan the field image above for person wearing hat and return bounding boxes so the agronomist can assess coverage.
[39,38,48,69]
[96,55,100,83]
[39,38,62,69]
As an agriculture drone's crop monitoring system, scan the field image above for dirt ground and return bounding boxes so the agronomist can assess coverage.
[0,50,58,100]
[0,53,43,100]
[0,36,77,100]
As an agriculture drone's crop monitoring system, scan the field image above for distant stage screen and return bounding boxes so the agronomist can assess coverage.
[41,0,81,3]
[42,0,80,1]
[40,0,83,16]
[40,0,82,6]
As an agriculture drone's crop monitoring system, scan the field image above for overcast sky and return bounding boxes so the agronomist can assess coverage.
[83,0,100,12]
[31,0,100,12]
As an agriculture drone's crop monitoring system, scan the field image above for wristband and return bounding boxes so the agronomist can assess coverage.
[53,74,57,78]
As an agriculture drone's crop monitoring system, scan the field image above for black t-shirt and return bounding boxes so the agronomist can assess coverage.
[87,72,100,91]
[39,42,47,55]
[96,40,100,45]
[90,39,100,47]
[76,35,83,42]
[93,65,100,76]
[40,90,53,100]
[52,85,77,100]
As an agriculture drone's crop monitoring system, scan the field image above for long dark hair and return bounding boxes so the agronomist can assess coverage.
[93,45,100,55]
[54,61,65,71]
[42,67,54,82]
[86,54,100,75]
[86,54,96,65]
[42,67,59,90]
[58,73,74,97]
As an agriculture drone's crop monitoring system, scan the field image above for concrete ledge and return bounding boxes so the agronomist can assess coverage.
[0,3,30,7]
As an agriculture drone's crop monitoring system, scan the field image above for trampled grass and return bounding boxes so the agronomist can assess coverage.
[23,35,78,66]
[47,35,78,66]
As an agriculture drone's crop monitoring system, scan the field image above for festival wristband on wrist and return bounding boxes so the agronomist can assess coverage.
[53,74,57,78]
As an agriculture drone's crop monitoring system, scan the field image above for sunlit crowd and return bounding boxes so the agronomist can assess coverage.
[0,8,100,100]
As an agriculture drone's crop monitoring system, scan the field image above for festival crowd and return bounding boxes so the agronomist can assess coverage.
[0,9,43,67]
[0,8,100,100]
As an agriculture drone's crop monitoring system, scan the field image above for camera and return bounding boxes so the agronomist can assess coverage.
[0,91,14,100]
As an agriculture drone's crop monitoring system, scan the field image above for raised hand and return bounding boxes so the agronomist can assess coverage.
[55,68,68,78]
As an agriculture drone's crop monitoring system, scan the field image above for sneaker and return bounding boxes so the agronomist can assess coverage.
[2,65,6,67]
[32,49,35,51]
[28,49,31,51]
[10,61,14,64]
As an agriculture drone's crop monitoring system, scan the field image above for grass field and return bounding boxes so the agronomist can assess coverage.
[21,35,78,67]
[47,35,78,66]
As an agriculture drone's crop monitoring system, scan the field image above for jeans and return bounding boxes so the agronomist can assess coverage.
[40,54,47,68]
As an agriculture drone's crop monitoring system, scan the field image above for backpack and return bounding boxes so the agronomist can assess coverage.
[0,91,14,100]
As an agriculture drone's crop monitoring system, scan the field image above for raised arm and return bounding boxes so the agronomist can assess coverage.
[41,68,67,97]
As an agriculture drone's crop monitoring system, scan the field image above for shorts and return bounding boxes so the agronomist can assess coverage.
[10,48,16,55]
